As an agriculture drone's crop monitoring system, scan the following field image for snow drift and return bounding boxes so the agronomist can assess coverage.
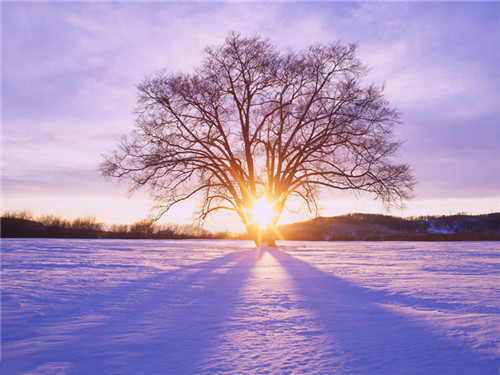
[1,239,498,374]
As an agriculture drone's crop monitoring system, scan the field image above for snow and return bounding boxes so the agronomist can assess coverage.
[426,222,454,234]
[1,239,499,374]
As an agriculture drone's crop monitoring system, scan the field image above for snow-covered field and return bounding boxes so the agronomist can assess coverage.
[1,239,498,374]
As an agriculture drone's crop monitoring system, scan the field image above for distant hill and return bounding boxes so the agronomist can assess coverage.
[1,217,48,238]
[278,213,500,241]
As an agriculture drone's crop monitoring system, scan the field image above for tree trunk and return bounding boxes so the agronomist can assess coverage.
[253,236,261,247]
[266,237,276,247]
[248,224,261,247]
[248,225,277,247]
[263,227,277,247]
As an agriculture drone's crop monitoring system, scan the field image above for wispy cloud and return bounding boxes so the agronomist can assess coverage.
[2,1,499,223]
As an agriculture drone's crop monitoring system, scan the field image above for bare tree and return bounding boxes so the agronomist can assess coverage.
[129,219,157,238]
[71,216,103,232]
[2,210,34,221]
[101,33,414,246]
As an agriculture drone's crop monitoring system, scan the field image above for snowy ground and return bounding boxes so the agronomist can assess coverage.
[1,239,499,374]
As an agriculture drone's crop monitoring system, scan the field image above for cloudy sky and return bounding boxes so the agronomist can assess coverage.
[2,1,499,230]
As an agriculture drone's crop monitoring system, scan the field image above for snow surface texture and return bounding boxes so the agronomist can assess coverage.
[1,239,499,374]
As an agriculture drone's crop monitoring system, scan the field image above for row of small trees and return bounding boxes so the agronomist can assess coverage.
[3,210,103,232]
[0,211,218,239]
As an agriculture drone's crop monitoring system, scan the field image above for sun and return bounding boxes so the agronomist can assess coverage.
[249,197,276,229]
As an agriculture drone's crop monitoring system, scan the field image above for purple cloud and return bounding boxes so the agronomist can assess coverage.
[2,1,499,224]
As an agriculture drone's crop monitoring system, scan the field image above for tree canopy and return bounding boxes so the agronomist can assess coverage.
[101,33,414,246]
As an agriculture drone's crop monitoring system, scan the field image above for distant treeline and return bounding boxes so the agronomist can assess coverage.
[0,211,230,240]
[1,210,499,241]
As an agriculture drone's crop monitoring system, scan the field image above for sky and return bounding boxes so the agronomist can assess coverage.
[2,1,499,231]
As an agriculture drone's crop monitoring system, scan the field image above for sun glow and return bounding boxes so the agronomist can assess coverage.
[249,197,276,229]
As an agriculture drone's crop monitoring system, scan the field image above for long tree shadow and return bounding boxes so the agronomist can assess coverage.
[1,248,263,374]
[95,248,264,374]
[268,248,497,375]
